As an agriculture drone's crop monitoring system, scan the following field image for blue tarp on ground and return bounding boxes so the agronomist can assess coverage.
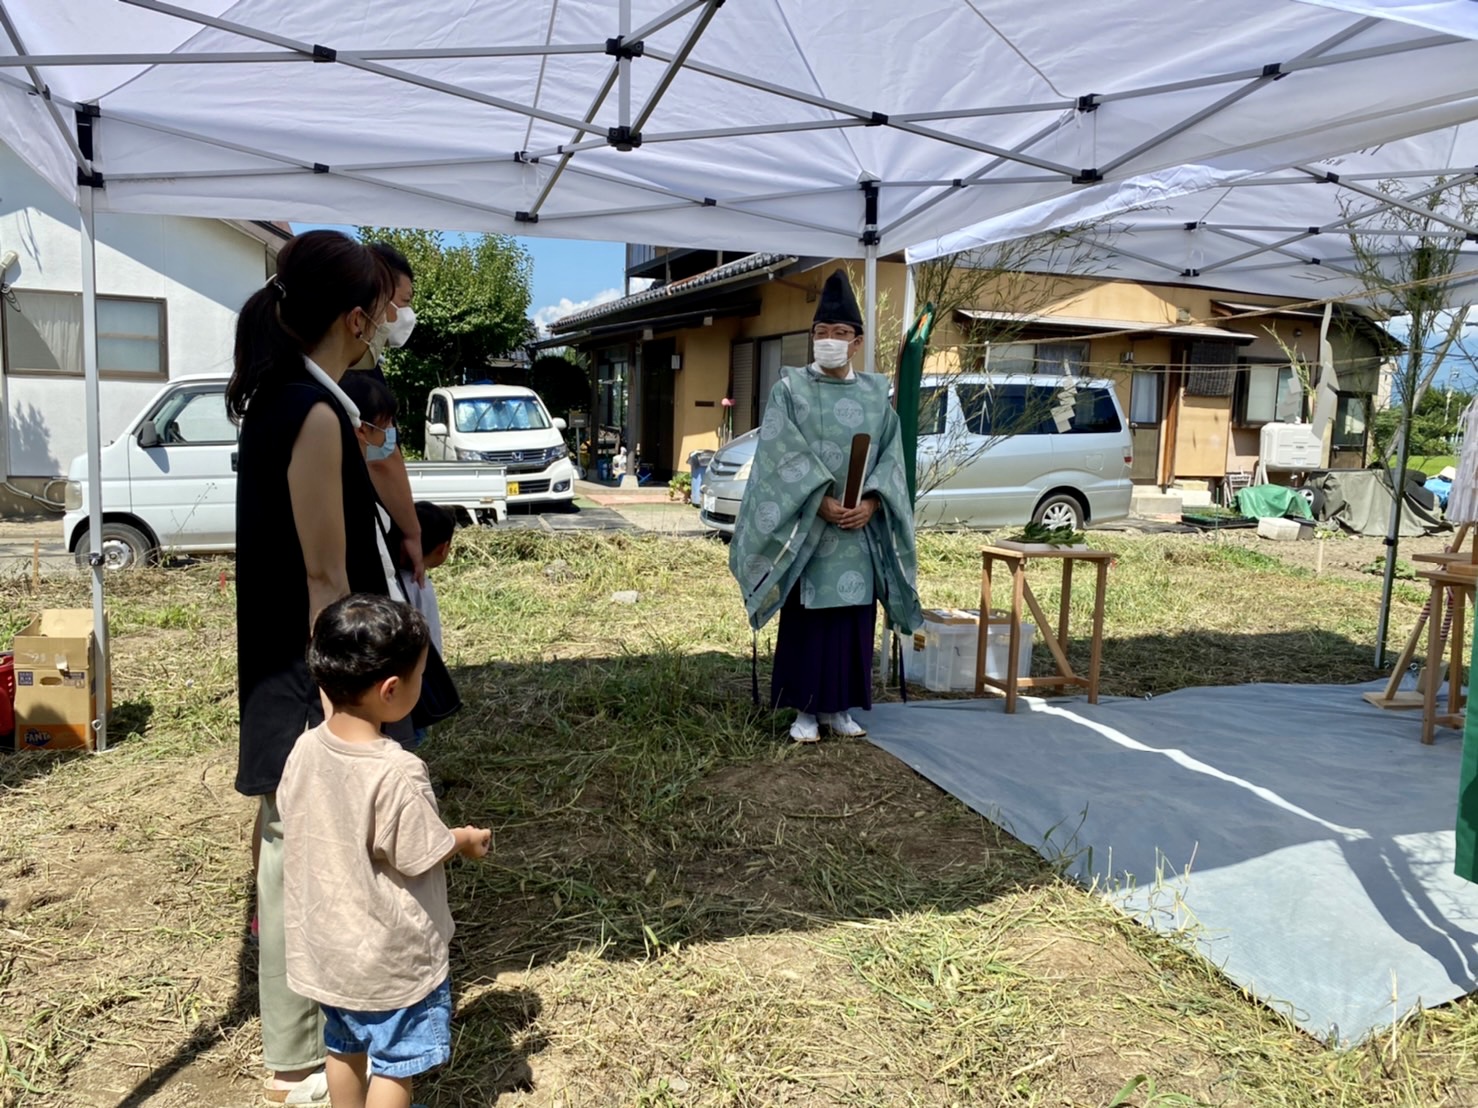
[860,682,1478,1044]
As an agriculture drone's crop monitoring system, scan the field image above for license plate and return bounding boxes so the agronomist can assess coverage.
[703,494,716,513]
[507,481,520,496]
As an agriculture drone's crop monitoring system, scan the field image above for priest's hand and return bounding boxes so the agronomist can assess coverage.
[819,495,848,525]
[838,495,879,530]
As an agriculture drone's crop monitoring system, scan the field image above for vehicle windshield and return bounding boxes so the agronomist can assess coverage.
[453,396,550,433]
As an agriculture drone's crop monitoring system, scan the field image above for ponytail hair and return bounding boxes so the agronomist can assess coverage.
[228,230,393,420]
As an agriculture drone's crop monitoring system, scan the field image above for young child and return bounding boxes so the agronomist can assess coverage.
[400,501,455,656]
[339,371,399,465]
[278,594,490,1108]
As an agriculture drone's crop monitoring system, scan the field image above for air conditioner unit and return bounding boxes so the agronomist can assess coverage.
[1259,421,1323,471]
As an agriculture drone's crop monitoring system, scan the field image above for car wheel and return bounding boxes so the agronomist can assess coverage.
[1032,494,1084,531]
[73,522,153,570]
[1296,486,1327,519]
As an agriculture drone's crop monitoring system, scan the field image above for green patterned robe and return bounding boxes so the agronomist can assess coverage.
[729,364,923,634]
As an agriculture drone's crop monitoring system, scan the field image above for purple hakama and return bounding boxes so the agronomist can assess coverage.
[770,587,876,714]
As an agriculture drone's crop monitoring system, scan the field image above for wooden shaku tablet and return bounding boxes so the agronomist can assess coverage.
[842,433,871,509]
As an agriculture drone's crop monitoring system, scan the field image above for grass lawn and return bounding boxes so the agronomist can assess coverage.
[1389,455,1456,476]
[0,529,1471,1107]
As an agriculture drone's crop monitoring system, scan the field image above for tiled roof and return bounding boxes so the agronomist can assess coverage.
[549,252,794,332]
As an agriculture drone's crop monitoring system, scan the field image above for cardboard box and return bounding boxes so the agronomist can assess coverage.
[13,610,109,751]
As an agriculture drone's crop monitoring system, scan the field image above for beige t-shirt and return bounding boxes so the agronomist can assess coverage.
[278,723,457,1010]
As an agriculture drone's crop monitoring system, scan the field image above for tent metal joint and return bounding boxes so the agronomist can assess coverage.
[1262,62,1285,79]
[312,44,336,62]
[1182,268,1200,277]
[76,166,103,188]
[607,125,642,150]
[1184,220,1201,230]
[1073,168,1103,184]
[1076,93,1100,113]
[313,162,329,173]
[1309,226,1323,235]
[515,210,538,223]
[868,112,888,126]
[605,35,644,60]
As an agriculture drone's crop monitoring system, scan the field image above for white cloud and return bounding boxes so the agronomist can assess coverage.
[534,288,624,337]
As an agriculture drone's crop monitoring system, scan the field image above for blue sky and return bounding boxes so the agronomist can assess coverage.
[290,224,628,333]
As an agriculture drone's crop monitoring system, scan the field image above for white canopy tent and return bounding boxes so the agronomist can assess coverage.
[904,124,1478,671]
[907,123,1478,300]
[11,2,1478,747]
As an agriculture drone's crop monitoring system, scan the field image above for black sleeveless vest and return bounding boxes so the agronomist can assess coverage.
[234,370,387,796]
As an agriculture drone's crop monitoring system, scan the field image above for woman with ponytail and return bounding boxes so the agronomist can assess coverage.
[230,229,394,1104]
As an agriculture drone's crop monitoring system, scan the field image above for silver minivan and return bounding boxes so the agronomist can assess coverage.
[698,373,1133,536]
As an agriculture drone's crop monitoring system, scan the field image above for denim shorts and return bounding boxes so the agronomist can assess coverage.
[322,978,452,1079]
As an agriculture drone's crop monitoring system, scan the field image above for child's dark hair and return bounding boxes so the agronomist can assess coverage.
[415,501,455,555]
[307,594,429,707]
[368,241,414,284]
[340,371,399,426]
[228,230,393,420]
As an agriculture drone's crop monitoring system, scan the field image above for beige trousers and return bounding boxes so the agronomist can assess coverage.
[257,793,325,1072]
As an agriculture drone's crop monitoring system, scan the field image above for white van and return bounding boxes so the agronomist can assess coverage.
[61,375,510,567]
[698,373,1132,536]
[423,384,576,508]
[914,374,1133,530]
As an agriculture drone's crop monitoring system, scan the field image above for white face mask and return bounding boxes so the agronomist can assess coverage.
[386,305,417,349]
[813,337,853,370]
[364,319,392,364]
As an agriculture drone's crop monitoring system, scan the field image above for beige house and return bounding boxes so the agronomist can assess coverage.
[546,247,1387,494]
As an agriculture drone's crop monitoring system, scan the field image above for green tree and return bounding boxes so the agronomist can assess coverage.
[358,227,533,448]
[528,354,590,421]
[1373,385,1471,461]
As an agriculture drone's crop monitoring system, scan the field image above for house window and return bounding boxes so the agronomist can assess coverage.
[1332,392,1368,451]
[2,289,167,379]
[983,340,1089,375]
[1234,361,1303,425]
[1129,371,1160,425]
[1183,341,1237,397]
[755,332,811,423]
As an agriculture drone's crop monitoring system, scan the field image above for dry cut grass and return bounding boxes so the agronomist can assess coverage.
[0,528,1469,1108]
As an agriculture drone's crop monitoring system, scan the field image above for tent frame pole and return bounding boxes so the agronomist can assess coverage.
[1375,409,1414,670]
[863,180,880,375]
[78,181,110,753]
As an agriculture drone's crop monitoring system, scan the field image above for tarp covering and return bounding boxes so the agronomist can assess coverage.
[1236,483,1315,521]
[861,682,1478,1044]
[1307,468,1446,536]
[13,3,1478,257]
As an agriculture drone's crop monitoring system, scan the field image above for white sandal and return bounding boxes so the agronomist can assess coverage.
[790,712,820,743]
[264,1070,329,1104]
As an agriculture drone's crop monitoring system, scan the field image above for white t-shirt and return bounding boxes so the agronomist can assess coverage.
[400,572,443,653]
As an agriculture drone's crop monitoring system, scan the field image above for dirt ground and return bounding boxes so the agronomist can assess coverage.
[1217,525,1459,584]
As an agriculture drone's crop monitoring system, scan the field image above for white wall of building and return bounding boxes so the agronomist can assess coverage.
[0,142,271,478]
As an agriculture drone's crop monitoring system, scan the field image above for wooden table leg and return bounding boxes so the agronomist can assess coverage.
[1453,585,1468,719]
[1425,579,1445,745]
[1059,558,1073,652]
[976,554,994,694]
[1090,559,1108,704]
[1006,558,1025,713]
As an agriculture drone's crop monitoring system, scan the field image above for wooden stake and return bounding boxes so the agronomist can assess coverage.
[1315,538,1324,576]
[31,539,40,593]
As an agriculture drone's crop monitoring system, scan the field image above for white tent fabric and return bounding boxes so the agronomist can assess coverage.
[10,1,1478,259]
[11,0,1478,749]
[1296,0,1478,38]
[908,123,1478,306]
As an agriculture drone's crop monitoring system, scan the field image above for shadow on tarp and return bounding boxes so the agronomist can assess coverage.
[859,674,1478,1043]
